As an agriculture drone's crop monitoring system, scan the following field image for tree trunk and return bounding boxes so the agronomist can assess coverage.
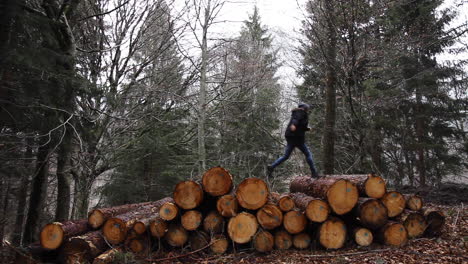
[269,192,295,212]
[202,166,233,196]
[39,219,89,250]
[256,203,283,230]
[293,233,311,249]
[164,224,188,247]
[236,178,269,210]
[283,210,307,235]
[354,198,388,230]
[378,221,408,247]
[227,212,258,244]
[181,210,203,231]
[290,176,358,215]
[216,194,238,217]
[381,191,406,218]
[318,217,347,249]
[55,129,73,222]
[414,86,426,187]
[23,143,50,245]
[253,230,274,252]
[173,180,204,210]
[290,192,329,223]
[61,230,108,263]
[73,175,92,219]
[274,230,292,250]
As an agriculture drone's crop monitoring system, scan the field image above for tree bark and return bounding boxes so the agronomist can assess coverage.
[61,230,108,263]
[55,129,73,222]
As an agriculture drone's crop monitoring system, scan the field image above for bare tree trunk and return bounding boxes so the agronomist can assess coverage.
[414,87,426,187]
[55,129,72,221]
[322,0,337,174]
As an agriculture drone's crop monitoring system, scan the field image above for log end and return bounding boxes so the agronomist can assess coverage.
[203,211,224,234]
[319,217,347,249]
[365,174,387,198]
[149,218,167,238]
[159,202,179,221]
[257,204,283,230]
[354,227,373,247]
[306,199,330,223]
[359,199,388,230]
[381,191,406,218]
[88,210,105,229]
[274,230,292,250]
[278,195,295,212]
[40,223,64,250]
[253,230,274,252]
[164,224,188,247]
[283,211,307,234]
[382,222,408,247]
[210,234,229,254]
[327,179,359,215]
[189,231,210,251]
[102,218,126,245]
[404,213,427,239]
[127,238,146,253]
[227,212,258,244]
[217,194,239,217]
[133,221,146,235]
[406,195,423,211]
[181,210,203,231]
[293,233,311,249]
[236,178,269,210]
[173,180,204,210]
[425,211,445,236]
[202,167,233,196]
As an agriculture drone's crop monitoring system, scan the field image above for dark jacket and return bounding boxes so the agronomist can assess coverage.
[285,108,309,144]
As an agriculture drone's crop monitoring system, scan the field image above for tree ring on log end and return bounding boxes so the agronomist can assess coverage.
[227,212,258,244]
[217,194,238,217]
[293,233,311,249]
[149,218,167,238]
[40,223,64,250]
[236,178,269,210]
[306,199,330,223]
[88,210,105,229]
[404,213,426,238]
[283,211,307,234]
[327,179,359,215]
[159,202,178,221]
[202,167,233,196]
[381,191,406,217]
[406,195,423,211]
[181,210,203,231]
[319,217,347,249]
[257,204,283,230]
[365,174,387,198]
[102,218,126,244]
[383,223,407,246]
[355,228,373,246]
[253,230,274,252]
[359,199,388,229]
[278,196,295,212]
[274,230,292,250]
[173,181,204,210]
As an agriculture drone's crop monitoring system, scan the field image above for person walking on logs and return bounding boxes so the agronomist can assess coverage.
[267,103,319,179]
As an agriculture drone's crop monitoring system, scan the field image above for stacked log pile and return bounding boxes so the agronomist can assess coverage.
[18,168,445,263]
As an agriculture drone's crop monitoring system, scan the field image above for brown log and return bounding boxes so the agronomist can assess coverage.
[159,202,179,221]
[102,198,171,244]
[61,230,107,263]
[256,203,283,230]
[173,180,204,210]
[189,230,210,251]
[290,176,359,215]
[395,210,427,239]
[227,212,258,244]
[216,194,239,217]
[404,194,423,211]
[378,221,408,247]
[236,178,269,210]
[269,192,295,212]
[274,230,292,250]
[340,174,387,198]
[353,227,373,247]
[283,210,307,234]
[181,210,203,231]
[355,198,388,230]
[92,247,122,264]
[203,211,224,234]
[132,217,152,236]
[252,230,274,252]
[88,200,166,229]
[381,191,406,218]
[164,224,188,247]
[126,237,149,254]
[424,210,445,236]
[293,233,311,249]
[39,219,89,250]
[202,167,233,196]
[290,192,329,223]
[149,217,167,238]
[318,217,347,249]
[210,234,229,254]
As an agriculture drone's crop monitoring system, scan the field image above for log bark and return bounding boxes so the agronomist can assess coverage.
[39,219,89,250]
[424,210,445,237]
[318,217,347,249]
[61,230,107,263]
[404,194,423,211]
[293,233,311,249]
[290,176,358,215]
[252,230,274,252]
[92,247,122,264]
[181,210,203,231]
[216,194,238,217]
[149,217,167,238]
[283,210,307,234]
[164,224,188,247]
[378,221,408,247]
[381,191,406,217]
[290,192,329,223]
[159,202,179,221]
[352,227,373,247]
[354,198,388,230]
[395,210,426,239]
[339,174,387,198]
[173,180,204,210]
[236,178,269,210]
[210,234,229,254]
[203,211,224,234]
[274,230,292,250]
[256,203,283,230]
[269,192,295,212]
[189,230,210,251]
[227,212,258,244]
[202,167,233,196]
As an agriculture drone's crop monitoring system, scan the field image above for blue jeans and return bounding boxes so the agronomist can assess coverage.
[270,141,318,177]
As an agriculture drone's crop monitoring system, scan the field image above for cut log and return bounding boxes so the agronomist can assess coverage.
[381,191,406,218]
[252,230,274,252]
[353,227,373,247]
[92,247,122,264]
[378,221,408,247]
[236,178,269,210]
[159,202,179,221]
[318,217,347,249]
[256,203,283,230]
[181,210,203,231]
[290,192,329,223]
[396,210,427,239]
[202,167,233,196]
[355,198,388,230]
[424,210,445,236]
[149,217,167,238]
[164,224,188,247]
[269,192,295,212]
[173,180,204,210]
[283,210,307,234]
[203,211,224,234]
[274,230,292,250]
[132,217,152,236]
[61,230,107,263]
[102,199,169,244]
[126,237,148,254]
[341,174,387,198]
[290,176,359,215]
[227,212,258,244]
[293,233,311,249]
[405,194,423,211]
[210,234,229,254]
[216,194,239,217]
[40,219,89,250]
[88,201,157,229]
[189,230,210,251]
